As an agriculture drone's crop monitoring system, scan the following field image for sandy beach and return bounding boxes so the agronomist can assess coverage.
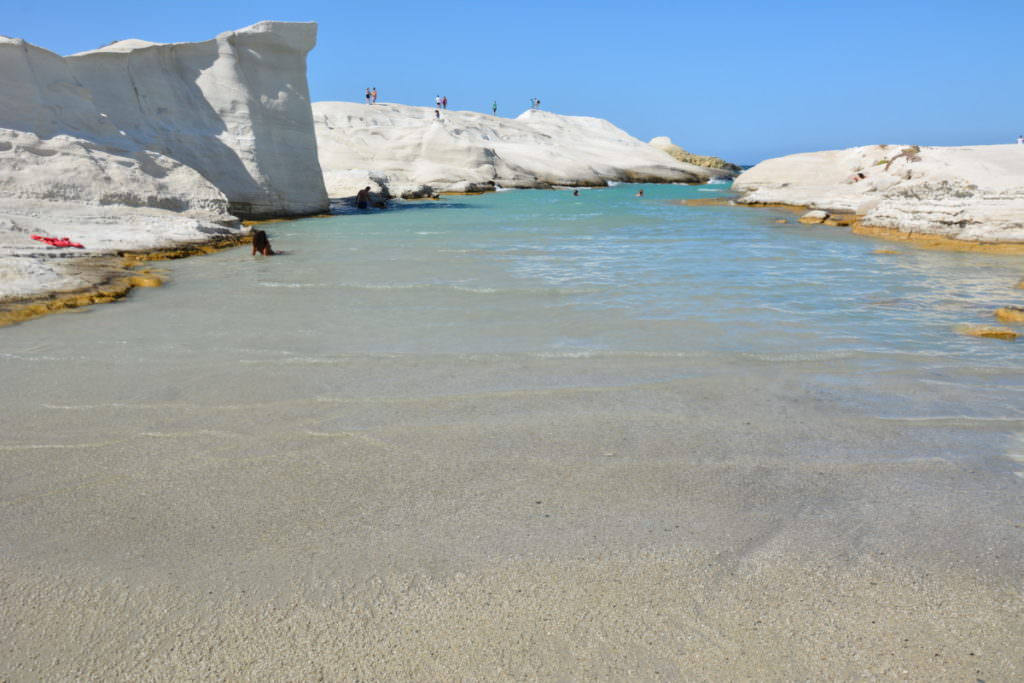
[2,14,1023,680]
[2,347,1021,679]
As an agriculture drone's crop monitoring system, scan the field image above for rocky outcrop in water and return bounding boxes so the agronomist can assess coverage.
[732,145,1024,243]
[648,136,741,173]
[313,102,735,199]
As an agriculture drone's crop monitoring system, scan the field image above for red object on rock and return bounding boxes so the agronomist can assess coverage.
[30,234,85,248]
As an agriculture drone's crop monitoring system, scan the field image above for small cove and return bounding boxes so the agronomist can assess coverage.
[4,182,1023,427]
[2,182,1023,679]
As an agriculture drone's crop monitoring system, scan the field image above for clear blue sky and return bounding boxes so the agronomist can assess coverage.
[6,0,1022,165]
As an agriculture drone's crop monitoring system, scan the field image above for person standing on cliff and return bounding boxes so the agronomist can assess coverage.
[435,95,441,108]
[1018,134,1024,144]
[366,88,372,105]
[442,95,448,110]
[492,101,497,116]
[371,87,377,104]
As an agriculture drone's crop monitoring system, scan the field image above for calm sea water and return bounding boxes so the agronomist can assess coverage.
[1,182,1022,465]
[80,183,1024,356]
[153,183,1021,358]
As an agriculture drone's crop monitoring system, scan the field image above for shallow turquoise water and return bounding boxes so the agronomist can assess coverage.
[3,184,1023,680]
[1,182,1022,454]
[105,182,1024,360]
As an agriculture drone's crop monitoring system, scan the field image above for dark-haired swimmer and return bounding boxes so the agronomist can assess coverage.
[252,229,275,256]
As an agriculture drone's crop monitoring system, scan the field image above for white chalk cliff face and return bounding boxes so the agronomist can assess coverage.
[0,22,327,302]
[313,102,728,199]
[65,22,327,218]
[733,145,1024,242]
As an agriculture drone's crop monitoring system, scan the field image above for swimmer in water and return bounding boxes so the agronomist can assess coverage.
[251,229,275,256]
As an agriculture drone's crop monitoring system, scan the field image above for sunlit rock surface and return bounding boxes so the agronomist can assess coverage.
[733,145,1024,243]
[314,102,733,199]
[0,22,327,302]
[649,136,740,173]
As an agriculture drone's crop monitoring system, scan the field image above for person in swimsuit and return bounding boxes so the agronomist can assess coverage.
[252,229,275,255]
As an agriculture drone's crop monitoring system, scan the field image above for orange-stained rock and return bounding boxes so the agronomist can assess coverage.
[994,307,1024,323]
[954,324,1019,341]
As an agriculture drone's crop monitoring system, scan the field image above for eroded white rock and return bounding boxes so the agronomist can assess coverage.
[0,22,328,219]
[0,22,328,303]
[313,102,729,199]
[733,145,1024,242]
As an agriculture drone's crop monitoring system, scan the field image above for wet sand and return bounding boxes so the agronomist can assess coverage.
[1,353,1021,679]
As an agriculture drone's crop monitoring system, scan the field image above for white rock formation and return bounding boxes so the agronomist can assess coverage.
[0,128,238,300]
[0,22,328,304]
[66,22,327,218]
[313,102,729,199]
[649,136,740,172]
[0,22,327,219]
[733,144,1024,242]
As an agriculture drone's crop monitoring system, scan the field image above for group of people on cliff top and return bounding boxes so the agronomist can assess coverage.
[361,90,538,118]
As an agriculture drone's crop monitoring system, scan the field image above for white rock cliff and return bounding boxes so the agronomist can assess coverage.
[65,22,328,218]
[0,22,328,304]
[313,102,730,199]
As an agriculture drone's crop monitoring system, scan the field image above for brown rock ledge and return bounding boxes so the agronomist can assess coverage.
[0,234,250,328]
[737,203,1024,254]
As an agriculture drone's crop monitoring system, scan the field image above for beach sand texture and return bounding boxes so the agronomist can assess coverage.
[2,351,1021,680]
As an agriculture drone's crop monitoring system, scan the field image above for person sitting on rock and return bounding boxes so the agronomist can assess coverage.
[356,186,372,210]
[252,229,275,256]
